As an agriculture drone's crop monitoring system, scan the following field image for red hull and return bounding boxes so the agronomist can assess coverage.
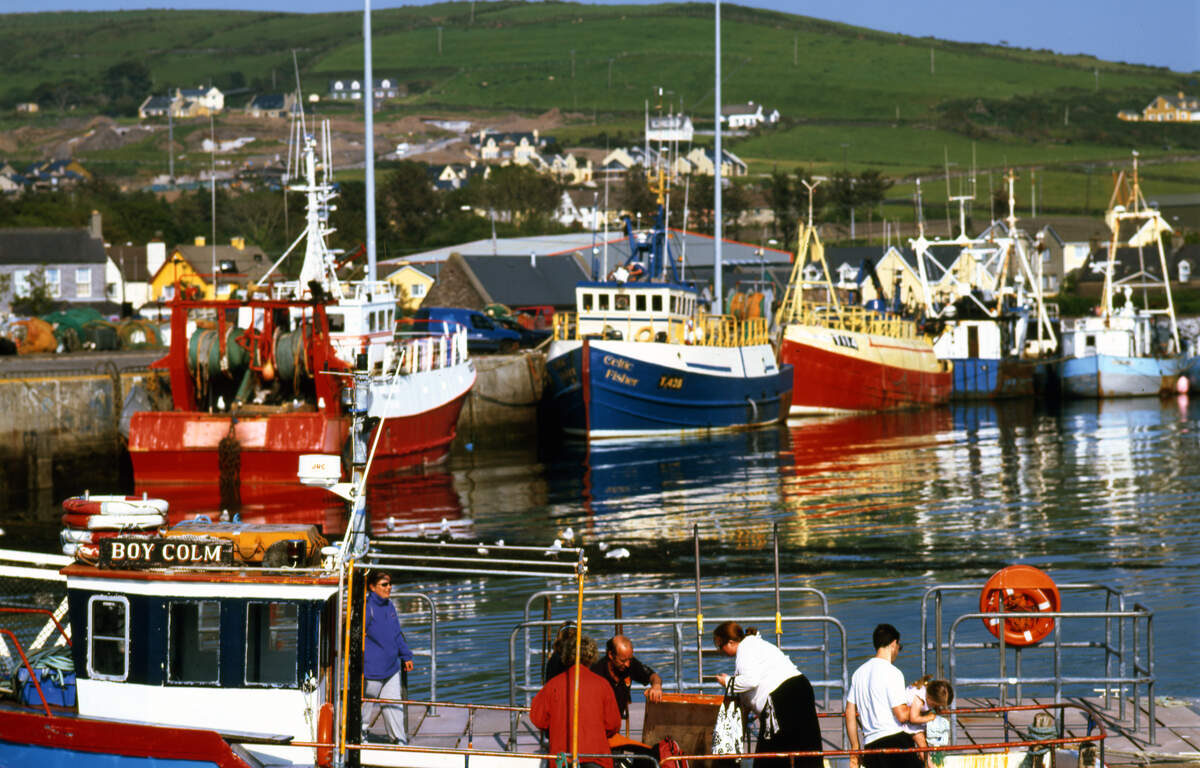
[129,390,469,492]
[0,704,251,766]
[780,333,951,413]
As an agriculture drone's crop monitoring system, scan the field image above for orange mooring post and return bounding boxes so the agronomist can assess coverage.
[979,565,1061,646]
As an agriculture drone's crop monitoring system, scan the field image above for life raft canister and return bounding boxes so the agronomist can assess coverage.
[979,564,1060,646]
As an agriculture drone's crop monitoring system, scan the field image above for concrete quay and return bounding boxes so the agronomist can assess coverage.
[0,349,547,497]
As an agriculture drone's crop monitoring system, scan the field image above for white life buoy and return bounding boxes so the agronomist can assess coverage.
[61,512,167,531]
[62,494,169,516]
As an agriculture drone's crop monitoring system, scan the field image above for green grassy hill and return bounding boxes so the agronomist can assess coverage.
[1,1,1196,195]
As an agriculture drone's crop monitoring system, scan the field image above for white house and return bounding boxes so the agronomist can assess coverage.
[720,101,780,130]
[647,114,694,143]
[327,78,405,101]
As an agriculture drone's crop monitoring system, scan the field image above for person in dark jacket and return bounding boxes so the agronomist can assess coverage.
[363,570,414,745]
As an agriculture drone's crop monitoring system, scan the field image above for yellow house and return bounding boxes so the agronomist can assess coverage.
[148,237,271,301]
[385,264,433,311]
[858,246,929,311]
[148,251,210,302]
[1141,91,1200,122]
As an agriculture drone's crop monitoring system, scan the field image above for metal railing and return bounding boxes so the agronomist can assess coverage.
[510,585,845,750]
[920,583,1155,742]
[553,313,771,347]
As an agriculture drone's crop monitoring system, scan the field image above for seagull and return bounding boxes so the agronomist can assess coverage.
[476,545,489,556]
[386,516,397,532]
[440,518,451,534]
[598,541,610,552]
[559,527,575,542]
[544,539,563,556]
[495,539,505,547]
[605,547,630,560]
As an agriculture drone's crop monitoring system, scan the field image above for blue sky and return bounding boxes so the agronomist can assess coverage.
[2,0,1197,73]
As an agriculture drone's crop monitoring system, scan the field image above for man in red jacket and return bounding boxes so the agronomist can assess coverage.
[531,632,621,768]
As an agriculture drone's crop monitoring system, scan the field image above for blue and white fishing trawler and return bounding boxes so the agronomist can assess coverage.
[542,178,792,438]
[917,175,1057,400]
[1057,153,1184,398]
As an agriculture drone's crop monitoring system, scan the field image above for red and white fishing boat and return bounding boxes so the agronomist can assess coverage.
[127,125,474,497]
[777,216,951,415]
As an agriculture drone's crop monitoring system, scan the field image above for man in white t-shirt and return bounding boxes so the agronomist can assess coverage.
[845,624,921,768]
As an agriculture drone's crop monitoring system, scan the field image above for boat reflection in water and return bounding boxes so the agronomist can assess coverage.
[541,428,786,549]
[138,470,463,540]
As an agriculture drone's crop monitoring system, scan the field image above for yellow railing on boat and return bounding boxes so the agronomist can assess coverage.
[552,313,769,347]
[791,306,923,340]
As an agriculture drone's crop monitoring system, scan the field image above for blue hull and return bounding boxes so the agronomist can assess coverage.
[0,742,217,767]
[1058,354,1183,398]
[948,357,1036,400]
[544,341,793,437]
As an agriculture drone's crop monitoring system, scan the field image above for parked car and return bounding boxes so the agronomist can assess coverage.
[412,306,521,353]
[494,315,552,348]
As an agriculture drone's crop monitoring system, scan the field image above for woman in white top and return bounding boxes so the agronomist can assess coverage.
[713,621,822,768]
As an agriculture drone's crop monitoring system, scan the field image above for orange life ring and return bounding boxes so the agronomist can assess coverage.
[316,701,334,767]
[979,565,1060,646]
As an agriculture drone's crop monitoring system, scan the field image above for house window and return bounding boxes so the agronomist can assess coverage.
[13,269,30,297]
[76,268,91,297]
[88,595,129,681]
[245,602,298,687]
[411,284,426,298]
[168,600,220,684]
[45,268,61,298]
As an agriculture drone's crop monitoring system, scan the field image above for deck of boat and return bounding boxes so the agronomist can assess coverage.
[396,695,1200,766]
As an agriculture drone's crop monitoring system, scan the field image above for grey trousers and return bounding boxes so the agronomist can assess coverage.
[363,671,407,743]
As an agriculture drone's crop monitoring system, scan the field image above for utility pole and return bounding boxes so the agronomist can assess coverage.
[437,26,443,55]
[364,0,377,282]
[167,101,174,185]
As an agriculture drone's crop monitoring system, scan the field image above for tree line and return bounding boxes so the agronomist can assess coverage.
[0,161,896,278]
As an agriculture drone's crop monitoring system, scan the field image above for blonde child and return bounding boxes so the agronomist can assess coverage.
[902,676,954,768]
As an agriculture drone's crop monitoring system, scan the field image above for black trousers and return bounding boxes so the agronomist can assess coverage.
[864,731,924,768]
[755,674,822,768]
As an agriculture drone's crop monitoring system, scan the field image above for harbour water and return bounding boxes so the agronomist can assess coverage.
[5,397,1199,706]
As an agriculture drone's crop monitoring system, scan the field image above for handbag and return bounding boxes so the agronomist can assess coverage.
[710,677,746,758]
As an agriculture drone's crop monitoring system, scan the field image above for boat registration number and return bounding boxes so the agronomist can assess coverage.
[832,334,858,350]
[100,538,235,569]
[657,375,684,390]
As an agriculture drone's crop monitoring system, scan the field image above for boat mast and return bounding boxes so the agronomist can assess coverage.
[712,0,723,314]
[364,0,377,282]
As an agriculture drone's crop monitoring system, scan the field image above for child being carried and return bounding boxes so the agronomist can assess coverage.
[902,676,955,768]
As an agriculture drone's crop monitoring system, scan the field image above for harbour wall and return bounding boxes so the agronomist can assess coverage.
[0,351,546,496]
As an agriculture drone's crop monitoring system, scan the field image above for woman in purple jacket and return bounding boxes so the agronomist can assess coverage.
[363,570,414,745]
